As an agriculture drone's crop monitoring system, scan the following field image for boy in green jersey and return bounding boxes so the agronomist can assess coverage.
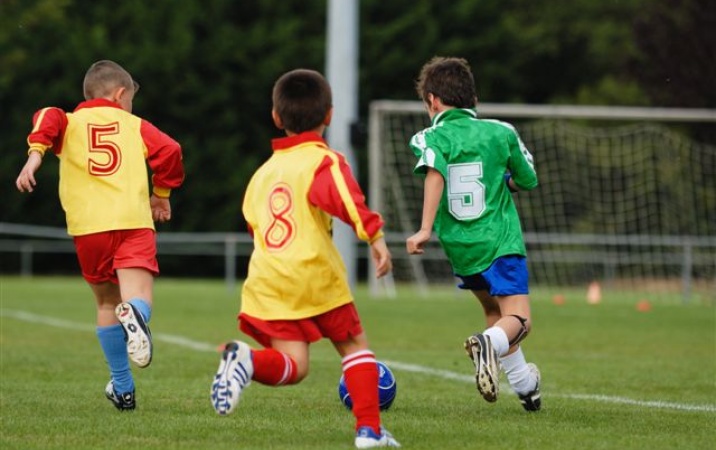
[406,56,541,411]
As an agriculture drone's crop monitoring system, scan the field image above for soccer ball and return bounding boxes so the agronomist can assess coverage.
[338,361,397,411]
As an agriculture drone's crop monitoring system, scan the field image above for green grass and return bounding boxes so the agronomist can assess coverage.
[1,276,714,449]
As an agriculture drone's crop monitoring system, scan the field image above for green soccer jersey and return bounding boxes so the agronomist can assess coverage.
[410,108,538,276]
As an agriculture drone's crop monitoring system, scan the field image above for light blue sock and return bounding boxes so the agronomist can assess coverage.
[97,324,134,393]
[128,298,152,323]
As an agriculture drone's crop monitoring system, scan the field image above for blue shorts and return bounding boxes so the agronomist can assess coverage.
[456,255,529,296]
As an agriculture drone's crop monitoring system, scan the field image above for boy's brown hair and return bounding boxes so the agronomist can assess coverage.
[83,60,139,100]
[272,69,332,133]
[415,56,477,109]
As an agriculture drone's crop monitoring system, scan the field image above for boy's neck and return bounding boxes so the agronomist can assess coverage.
[285,125,325,137]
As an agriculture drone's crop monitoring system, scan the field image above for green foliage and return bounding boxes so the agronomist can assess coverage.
[360,0,650,105]
[0,0,709,234]
[631,0,716,108]
[0,0,326,232]
[1,277,715,449]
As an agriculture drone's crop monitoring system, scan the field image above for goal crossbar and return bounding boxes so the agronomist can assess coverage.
[370,101,716,122]
[368,102,716,302]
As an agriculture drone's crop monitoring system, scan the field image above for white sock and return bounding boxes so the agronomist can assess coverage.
[483,326,509,357]
[500,347,537,395]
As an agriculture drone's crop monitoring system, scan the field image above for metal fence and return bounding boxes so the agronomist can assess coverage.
[2,222,713,302]
[0,222,252,292]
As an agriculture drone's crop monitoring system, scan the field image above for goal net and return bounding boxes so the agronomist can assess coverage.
[368,101,716,304]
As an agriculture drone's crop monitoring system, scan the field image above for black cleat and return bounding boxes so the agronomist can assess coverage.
[517,363,541,411]
[105,380,135,411]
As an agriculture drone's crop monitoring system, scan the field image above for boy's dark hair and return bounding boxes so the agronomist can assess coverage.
[83,60,139,100]
[272,69,332,133]
[415,56,477,109]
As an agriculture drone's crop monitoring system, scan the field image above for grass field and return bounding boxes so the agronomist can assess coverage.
[1,276,714,449]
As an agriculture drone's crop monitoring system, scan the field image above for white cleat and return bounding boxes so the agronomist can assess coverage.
[211,341,254,415]
[464,333,501,402]
[355,426,401,448]
[115,303,153,368]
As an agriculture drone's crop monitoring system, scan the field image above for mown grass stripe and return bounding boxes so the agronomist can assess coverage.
[3,308,714,414]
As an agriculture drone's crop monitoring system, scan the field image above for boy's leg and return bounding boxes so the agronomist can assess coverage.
[333,334,400,448]
[494,293,540,410]
[267,339,306,383]
[493,294,532,347]
[115,268,154,368]
[109,228,158,368]
[211,337,304,415]
[463,257,538,406]
[466,294,537,404]
[472,289,501,328]
[493,295,540,410]
[464,289,504,402]
[90,281,135,410]
[500,346,541,411]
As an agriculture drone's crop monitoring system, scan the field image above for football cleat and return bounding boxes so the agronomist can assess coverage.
[517,362,542,412]
[464,333,501,402]
[115,302,153,368]
[105,380,135,411]
[211,340,253,415]
[354,426,401,448]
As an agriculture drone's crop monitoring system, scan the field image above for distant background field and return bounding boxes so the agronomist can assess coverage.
[1,276,714,450]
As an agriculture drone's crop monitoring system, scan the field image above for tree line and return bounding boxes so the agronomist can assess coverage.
[1,0,712,239]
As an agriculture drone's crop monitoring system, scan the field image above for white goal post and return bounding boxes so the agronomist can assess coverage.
[367,101,716,303]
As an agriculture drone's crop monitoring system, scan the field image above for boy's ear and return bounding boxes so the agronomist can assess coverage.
[112,86,126,103]
[271,110,284,129]
[323,107,333,126]
[427,93,441,112]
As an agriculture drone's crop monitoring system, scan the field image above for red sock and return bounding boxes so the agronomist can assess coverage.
[342,350,380,434]
[251,348,298,386]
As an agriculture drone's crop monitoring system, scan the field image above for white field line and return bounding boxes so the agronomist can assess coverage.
[3,309,715,413]
[383,360,716,413]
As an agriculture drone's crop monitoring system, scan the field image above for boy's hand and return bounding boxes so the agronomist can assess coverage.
[16,151,43,193]
[406,229,431,255]
[370,237,393,278]
[150,194,172,223]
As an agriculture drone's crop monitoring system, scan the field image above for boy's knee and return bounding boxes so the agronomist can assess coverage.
[291,368,309,384]
[507,314,531,346]
[290,360,310,383]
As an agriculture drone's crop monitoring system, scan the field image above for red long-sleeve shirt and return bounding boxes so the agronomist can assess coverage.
[241,132,384,320]
[27,99,184,235]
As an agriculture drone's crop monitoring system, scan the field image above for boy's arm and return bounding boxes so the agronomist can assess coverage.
[406,168,443,255]
[308,152,384,243]
[507,131,538,191]
[16,151,43,193]
[141,120,185,199]
[26,107,67,156]
[17,107,67,193]
[369,237,393,279]
[149,195,171,223]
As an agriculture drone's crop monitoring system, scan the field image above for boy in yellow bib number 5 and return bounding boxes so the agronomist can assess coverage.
[16,60,184,411]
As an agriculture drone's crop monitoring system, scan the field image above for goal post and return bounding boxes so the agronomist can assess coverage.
[368,101,716,303]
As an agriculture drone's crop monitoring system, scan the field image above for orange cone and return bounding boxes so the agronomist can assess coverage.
[636,299,652,312]
[587,281,602,304]
[552,294,565,306]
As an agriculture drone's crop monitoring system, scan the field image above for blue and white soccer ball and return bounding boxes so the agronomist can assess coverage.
[338,361,397,411]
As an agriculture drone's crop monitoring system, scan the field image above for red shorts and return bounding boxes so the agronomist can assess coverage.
[73,229,159,284]
[239,302,364,348]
